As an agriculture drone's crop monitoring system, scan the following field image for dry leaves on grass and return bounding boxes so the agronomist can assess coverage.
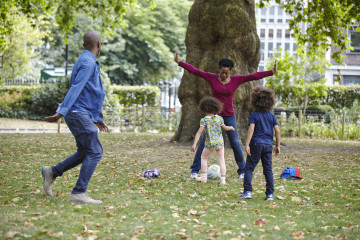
[292,231,304,239]
[254,218,268,226]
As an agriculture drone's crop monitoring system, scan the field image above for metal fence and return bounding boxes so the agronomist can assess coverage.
[276,108,360,140]
[3,78,40,86]
[103,106,181,133]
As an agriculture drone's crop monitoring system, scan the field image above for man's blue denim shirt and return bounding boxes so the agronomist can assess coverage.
[57,50,105,122]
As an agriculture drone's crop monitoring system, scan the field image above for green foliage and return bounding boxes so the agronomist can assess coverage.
[266,47,329,107]
[0,0,142,50]
[0,6,51,79]
[278,103,360,140]
[38,0,192,85]
[112,85,160,106]
[258,0,360,63]
[94,0,192,84]
[101,69,123,127]
[0,86,40,118]
[323,85,360,109]
[25,79,70,120]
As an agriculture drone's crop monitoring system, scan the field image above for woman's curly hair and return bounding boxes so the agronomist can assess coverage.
[250,86,275,112]
[199,97,223,114]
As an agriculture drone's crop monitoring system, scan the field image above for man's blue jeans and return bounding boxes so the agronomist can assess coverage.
[190,115,245,175]
[51,112,103,194]
[243,142,274,195]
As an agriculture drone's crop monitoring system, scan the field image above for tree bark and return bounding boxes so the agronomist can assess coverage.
[171,0,260,145]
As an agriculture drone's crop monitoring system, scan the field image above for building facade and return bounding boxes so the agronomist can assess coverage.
[255,1,360,86]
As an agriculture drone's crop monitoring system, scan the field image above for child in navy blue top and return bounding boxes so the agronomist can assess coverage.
[239,86,280,201]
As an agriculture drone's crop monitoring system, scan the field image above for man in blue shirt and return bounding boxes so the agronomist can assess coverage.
[42,31,108,204]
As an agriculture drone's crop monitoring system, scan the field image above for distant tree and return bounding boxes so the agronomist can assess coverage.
[258,0,360,63]
[39,0,193,85]
[265,46,329,112]
[100,0,192,85]
[0,7,50,79]
[0,0,140,50]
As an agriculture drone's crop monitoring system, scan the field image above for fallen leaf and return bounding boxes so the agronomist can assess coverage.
[187,209,197,215]
[277,195,286,200]
[292,232,304,239]
[6,231,20,238]
[254,218,268,226]
[274,225,280,231]
[291,196,301,202]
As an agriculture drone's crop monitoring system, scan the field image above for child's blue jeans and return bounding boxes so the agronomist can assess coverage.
[52,112,103,194]
[243,142,274,195]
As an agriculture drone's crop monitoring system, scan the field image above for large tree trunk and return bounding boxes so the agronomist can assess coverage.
[171,0,260,145]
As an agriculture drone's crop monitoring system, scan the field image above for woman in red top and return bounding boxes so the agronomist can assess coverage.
[174,50,277,179]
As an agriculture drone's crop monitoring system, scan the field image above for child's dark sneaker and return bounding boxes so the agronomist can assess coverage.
[239,191,252,199]
[265,194,274,201]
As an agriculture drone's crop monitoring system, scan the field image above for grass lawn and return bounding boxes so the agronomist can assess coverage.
[0,132,359,239]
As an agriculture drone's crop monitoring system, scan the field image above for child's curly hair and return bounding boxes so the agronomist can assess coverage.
[250,86,275,112]
[199,97,223,114]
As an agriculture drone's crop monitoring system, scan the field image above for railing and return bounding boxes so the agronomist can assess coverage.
[53,106,181,133]
[4,78,40,86]
[277,109,360,140]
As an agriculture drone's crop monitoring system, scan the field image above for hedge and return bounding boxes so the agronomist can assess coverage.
[322,85,360,109]
[112,85,160,106]
[0,84,161,120]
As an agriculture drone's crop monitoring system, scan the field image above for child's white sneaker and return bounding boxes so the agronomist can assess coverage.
[196,177,207,183]
[220,176,226,185]
[190,173,198,179]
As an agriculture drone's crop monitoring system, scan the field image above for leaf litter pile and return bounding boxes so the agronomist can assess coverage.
[0,133,359,239]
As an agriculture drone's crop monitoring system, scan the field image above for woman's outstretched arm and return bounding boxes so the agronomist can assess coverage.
[174,49,217,81]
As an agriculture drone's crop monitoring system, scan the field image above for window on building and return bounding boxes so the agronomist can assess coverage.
[258,66,264,72]
[261,8,267,15]
[277,29,282,38]
[268,52,273,59]
[269,29,273,38]
[260,29,265,38]
[285,43,290,50]
[261,18,266,23]
[277,19,283,23]
[260,51,264,61]
[269,7,275,15]
[260,42,265,49]
[269,19,274,23]
[343,75,360,85]
[293,43,297,51]
[285,29,290,38]
[349,26,360,52]
[268,42,273,51]
[276,43,282,49]
[278,7,283,15]
[286,19,290,23]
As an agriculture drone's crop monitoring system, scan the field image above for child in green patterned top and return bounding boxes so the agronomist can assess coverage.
[191,97,235,184]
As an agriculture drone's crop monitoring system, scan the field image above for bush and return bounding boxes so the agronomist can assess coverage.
[322,85,360,109]
[0,86,41,119]
[112,85,160,106]
[24,78,69,120]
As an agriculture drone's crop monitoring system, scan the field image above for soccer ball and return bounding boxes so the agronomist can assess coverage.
[207,164,221,180]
